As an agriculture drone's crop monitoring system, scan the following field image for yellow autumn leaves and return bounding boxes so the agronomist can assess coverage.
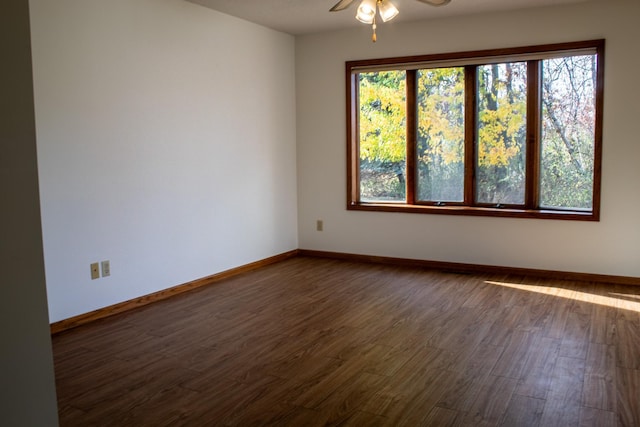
[358,67,527,169]
[359,71,407,164]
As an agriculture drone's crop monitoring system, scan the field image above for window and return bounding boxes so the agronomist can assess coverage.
[347,40,604,220]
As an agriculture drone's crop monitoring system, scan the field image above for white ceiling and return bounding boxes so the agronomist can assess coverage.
[186,0,591,35]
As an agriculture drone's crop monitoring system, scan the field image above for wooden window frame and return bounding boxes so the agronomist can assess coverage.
[346,40,605,221]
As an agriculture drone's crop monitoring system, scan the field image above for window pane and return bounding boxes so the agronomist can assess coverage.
[416,67,465,202]
[358,71,406,202]
[540,55,596,210]
[476,62,527,205]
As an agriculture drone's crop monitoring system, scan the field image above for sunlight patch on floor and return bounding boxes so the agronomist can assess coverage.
[485,280,640,313]
[609,292,640,301]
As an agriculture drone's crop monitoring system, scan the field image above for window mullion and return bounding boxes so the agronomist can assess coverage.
[525,60,541,209]
[406,70,417,205]
[348,72,360,205]
[464,65,477,206]
[591,41,605,220]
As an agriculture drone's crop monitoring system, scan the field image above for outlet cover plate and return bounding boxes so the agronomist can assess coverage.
[90,262,100,280]
[101,260,110,277]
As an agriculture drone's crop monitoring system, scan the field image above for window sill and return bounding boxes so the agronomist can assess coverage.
[347,202,599,221]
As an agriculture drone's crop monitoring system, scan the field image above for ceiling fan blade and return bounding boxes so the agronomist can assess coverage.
[330,0,355,12]
[415,0,452,6]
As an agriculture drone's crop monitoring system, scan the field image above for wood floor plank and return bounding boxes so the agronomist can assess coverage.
[540,399,580,427]
[436,343,505,412]
[512,279,557,334]
[515,336,561,399]
[462,375,518,426]
[423,406,464,427]
[616,366,640,427]
[615,317,640,370]
[539,356,586,427]
[56,405,86,425]
[611,284,640,319]
[491,330,539,379]
[559,297,593,359]
[587,283,618,345]
[386,367,452,426]
[582,342,616,412]
[82,385,201,427]
[578,406,617,427]
[51,256,640,426]
[359,346,449,417]
[499,394,545,427]
[542,281,577,340]
[182,379,286,425]
[228,402,321,427]
[461,279,517,311]
[427,306,493,353]
[481,303,528,348]
[292,350,385,410]
[69,355,201,412]
[341,410,389,426]
[361,341,422,377]
[313,371,387,425]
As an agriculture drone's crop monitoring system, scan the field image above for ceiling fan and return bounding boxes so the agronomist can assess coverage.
[330,0,452,42]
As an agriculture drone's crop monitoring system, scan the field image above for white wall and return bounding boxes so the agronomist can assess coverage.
[297,0,640,277]
[30,0,298,322]
[0,0,59,424]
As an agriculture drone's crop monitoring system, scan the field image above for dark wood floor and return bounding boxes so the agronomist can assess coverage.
[53,256,640,426]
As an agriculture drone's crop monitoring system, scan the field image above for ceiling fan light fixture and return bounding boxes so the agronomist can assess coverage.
[332,0,450,41]
[378,0,399,22]
[355,0,376,24]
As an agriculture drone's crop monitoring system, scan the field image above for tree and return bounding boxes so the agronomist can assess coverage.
[540,55,596,210]
[358,71,406,201]
[476,62,527,205]
[416,67,465,201]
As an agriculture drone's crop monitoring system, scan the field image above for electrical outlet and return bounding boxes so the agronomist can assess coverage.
[90,262,100,280]
[101,260,110,277]
[316,220,323,231]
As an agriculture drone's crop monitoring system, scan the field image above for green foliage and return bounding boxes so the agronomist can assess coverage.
[539,55,596,210]
[360,159,406,201]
